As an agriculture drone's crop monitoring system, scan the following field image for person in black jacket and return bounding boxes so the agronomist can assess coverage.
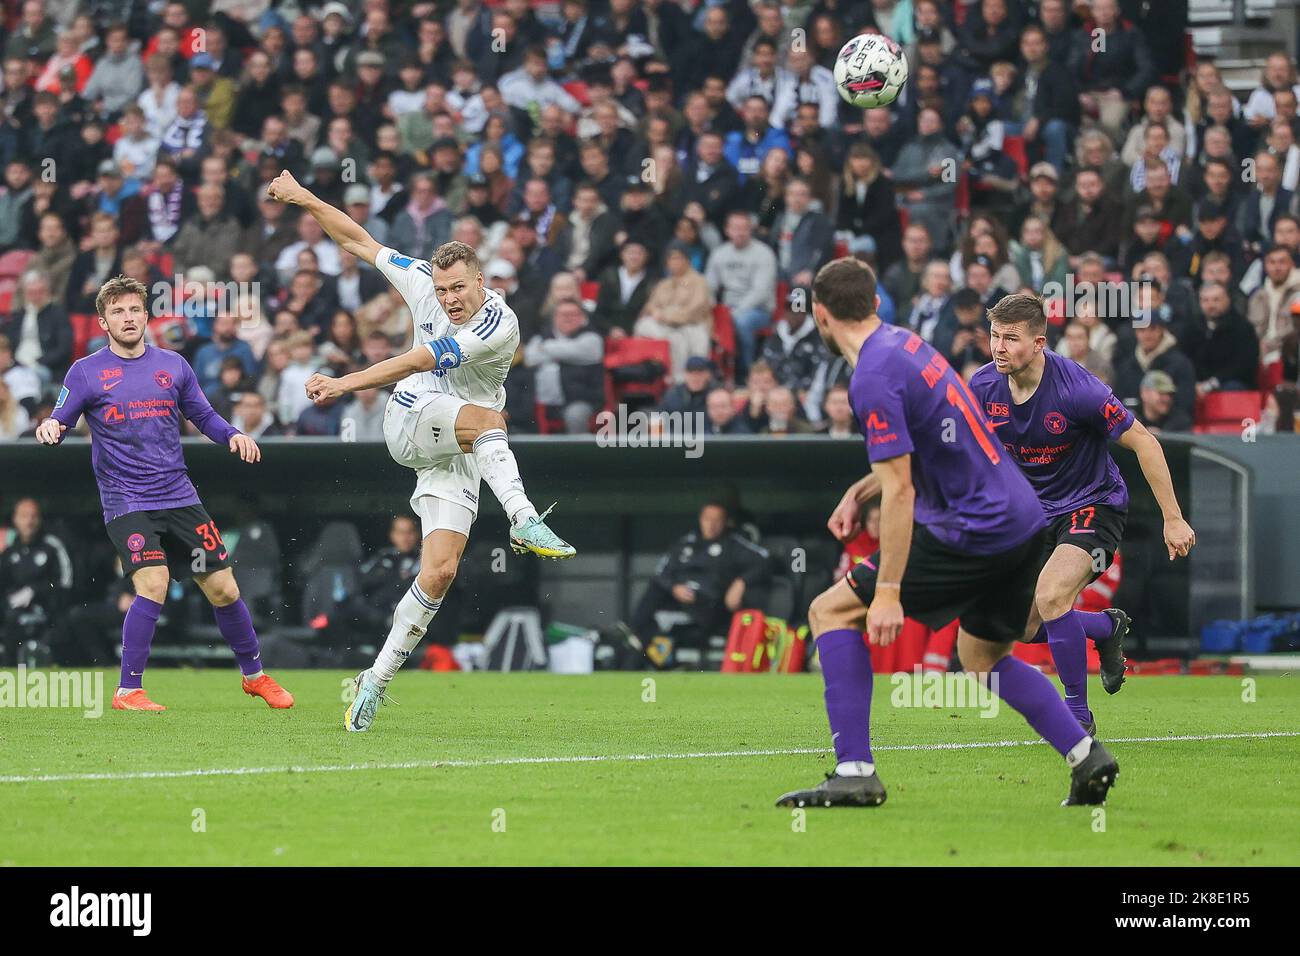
[682,131,740,230]
[2,272,72,382]
[594,241,653,338]
[1,498,73,661]
[1017,23,1080,173]
[628,500,771,667]
[1076,0,1157,144]
[1113,312,1197,419]
[1190,282,1261,393]
[836,144,902,272]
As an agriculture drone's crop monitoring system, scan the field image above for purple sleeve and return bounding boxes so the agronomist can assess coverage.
[1073,368,1134,441]
[50,363,90,430]
[856,372,914,463]
[177,359,239,446]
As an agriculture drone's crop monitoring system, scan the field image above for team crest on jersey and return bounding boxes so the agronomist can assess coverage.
[437,351,458,369]
[154,370,173,389]
[1043,411,1067,434]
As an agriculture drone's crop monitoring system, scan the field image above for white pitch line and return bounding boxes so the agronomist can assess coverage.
[1,730,1296,786]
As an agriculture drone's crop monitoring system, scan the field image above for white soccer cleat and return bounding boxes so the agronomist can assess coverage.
[344,669,392,733]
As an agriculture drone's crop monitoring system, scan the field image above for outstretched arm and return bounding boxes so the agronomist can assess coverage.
[305,346,436,403]
[267,170,382,265]
[1116,421,1195,561]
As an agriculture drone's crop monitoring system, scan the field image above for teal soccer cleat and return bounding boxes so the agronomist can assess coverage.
[509,503,576,559]
[344,669,394,732]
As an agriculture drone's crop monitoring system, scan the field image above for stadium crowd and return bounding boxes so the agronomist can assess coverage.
[0,0,1298,444]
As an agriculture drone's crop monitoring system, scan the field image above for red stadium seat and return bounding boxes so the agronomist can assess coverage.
[954,171,970,216]
[1003,135,1028,178]
[1195,390,1263,430]
[834,238,849,258]
[710,303,736,386]
[70,313,103,361]
[604,336,672,406]
[0,248,34,280]
[562,81,590,108]
[773,280,789,323]
[579,280,599,306]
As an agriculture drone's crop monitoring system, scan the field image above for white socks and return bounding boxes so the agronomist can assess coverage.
[836,761,876,777]
[373,581,442,684]
[1066,735,1094,767]
[472,428,538,528]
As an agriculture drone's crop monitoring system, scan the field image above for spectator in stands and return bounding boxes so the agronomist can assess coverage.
[933,287,991,371]
[836,143,901,270]
[193,313,258,396]
[1121,86,1186,168]
[704,386,751,435]
[682,131,739,230]
[820,384,858,439]
[1190,282,1261,395]
[757,291,823,399]
[143,156,194,247]
[1119,204,1167,277]
[1114,311,1196,419]
[4,270,70,383]
[5,2,55,63]
[1173,200,1244,285]
[894,107,960,254]
[389,173,453,262]
[760,385,814,435]
[275,215,342,283]
[172,184,243,279]
[903,260,955,344]
[1248,247,1300,368]
[1244,51,1300,131]
[772,177,832,286]
[1010,214,1069,294]
[882,224,933,317]
[0,498,72,652]
[0,334,40,414]
[1133,370,1192,433]
[340,387,389,442]
[159,85,208,179]
[296,389,344,437]
[566,182,618,281]
[725,94,791,187]
[83,23,143,118]
[230,390,283,440]
[1238,151,1293,254]
[1014,23,1078,174]
[634,242,712,381]
[659,356,716,417]
[1059,319,1114,384]
[628,500,771,665]
[1076,0,1156,145]
[706,210,777,378]
[65,213,122,315]
[1127,122,1182,194]
[0,373,30,439]
[524,298,603,434]
[962,254,1009,309]
[594,240,651,339]
[1123,161,1192,247]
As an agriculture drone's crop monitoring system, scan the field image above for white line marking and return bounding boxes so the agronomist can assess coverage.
[1,731,1295,785]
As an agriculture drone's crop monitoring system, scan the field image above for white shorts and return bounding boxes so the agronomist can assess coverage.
[384,389,483,533]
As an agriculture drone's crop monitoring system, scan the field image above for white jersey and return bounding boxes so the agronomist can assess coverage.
[375,246,519,409]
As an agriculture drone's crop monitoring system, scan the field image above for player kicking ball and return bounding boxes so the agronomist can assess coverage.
[970,294,1195,736]
[35,276,293,711]
[776,259,1117,809]
[265,170,574,732]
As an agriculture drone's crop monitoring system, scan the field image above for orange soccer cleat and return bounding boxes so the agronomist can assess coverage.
[112,688,167,711]
[242,673,295,709]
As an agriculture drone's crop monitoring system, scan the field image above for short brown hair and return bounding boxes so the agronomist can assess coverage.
[430,240,482,276]
[987,292,1047,336]
[94,275,148,317]
[812,257,878,322]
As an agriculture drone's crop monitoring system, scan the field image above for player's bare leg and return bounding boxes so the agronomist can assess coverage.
[113,565,170,711]
[453,404,575,559]
[776,577,886,807]
[194,568,294,708]
[957,629,1118,805]
[347,528,466,732]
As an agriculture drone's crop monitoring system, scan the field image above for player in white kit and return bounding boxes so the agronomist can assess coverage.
[266,171,575,731]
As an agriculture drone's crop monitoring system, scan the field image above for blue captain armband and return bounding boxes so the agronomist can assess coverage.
[425,336,464,370]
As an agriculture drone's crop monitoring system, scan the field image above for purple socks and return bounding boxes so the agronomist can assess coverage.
[1029,609,1113,644]
[1044,611,1092,725]
[119,595,163,689]
[991,655,1088,755]
[817,629,874,763]
[213,599,263,676]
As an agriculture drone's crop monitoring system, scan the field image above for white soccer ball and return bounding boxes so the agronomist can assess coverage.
[833,33,909,109]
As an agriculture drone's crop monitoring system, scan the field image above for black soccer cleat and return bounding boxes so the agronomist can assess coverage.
[776,772,887,808]
[1097,608,1130,695]
[1061,740,1119,806]
[1081,718,1098,738]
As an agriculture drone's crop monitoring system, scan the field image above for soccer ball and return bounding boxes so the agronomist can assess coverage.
[834,33,908,109]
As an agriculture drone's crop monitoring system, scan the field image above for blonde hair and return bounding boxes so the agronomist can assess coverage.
[430,240,482,276]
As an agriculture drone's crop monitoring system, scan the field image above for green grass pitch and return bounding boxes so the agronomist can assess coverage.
[2,670,1297,866]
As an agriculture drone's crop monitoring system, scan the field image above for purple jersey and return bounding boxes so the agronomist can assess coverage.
[51,345,239,523]
[849,324,1045,555]
[968,351,1134,518]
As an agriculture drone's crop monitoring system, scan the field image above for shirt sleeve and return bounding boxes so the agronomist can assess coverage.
[424,297,518,371]
[1074,368,1135,441]
[50,363,91,430]
[375,246,436,309]
[855,371,915,463]
[176,359,239,446]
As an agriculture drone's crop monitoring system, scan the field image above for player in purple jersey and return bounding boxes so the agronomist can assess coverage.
[775,260,1119,809]
[34,276,294,712]
[970,293,1196,734]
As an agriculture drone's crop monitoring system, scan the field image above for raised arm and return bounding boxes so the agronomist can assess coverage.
[305,345,436,403]
[267,170,382,265]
